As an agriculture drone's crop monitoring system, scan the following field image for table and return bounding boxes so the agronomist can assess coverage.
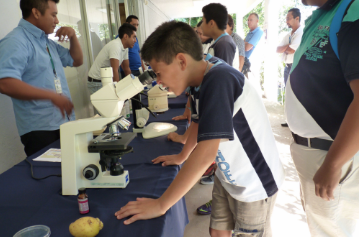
[0,107,189,237]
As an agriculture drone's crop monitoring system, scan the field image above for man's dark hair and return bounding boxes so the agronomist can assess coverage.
[20,0,59,19]
[197,20,203,27]
[126,15,139,23]
[288,8,301,22]
[118,23,136,39]
[202,3,228,30]
[249,13,259,19]
[227,14,234,31]
[141,21,203,64]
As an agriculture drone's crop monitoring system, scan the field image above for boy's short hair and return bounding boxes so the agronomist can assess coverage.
[20,0,59,19]
[227,14,234,31]
[126,15,139,23]
[249,13,259,19]
[118,23,136,39]
[141,21,203,65]
[288,8,301,22]
[202,3,228,30]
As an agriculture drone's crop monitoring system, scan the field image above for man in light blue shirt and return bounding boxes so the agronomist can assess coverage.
[0,0,83,156]
[243,13,263,76]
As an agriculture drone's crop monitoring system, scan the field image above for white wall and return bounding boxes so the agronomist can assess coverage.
[127,0,171,47]
[0,1,26,174]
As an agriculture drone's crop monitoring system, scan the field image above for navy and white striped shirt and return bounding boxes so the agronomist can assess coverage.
[193,61,284,202]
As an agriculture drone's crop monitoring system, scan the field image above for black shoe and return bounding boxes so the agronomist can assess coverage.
[281,123,288,127]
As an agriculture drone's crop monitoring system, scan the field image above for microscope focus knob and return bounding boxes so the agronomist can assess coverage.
[83,164,99,180]
[137,118,146,128]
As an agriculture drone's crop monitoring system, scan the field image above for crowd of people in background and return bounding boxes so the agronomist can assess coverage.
[1,0,359,236]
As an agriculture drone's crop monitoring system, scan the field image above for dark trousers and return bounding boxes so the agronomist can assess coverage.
[284,63,292,86]
[20,130,60,157]
[241,57,251,78]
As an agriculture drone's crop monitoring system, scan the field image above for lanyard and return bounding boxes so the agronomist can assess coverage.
[46,44,57,77]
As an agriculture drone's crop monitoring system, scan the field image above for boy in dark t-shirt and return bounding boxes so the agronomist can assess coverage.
[201,3,236,66]
[115,21,284,237]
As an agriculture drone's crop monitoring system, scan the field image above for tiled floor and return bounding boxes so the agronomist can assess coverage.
[183,99,311,237]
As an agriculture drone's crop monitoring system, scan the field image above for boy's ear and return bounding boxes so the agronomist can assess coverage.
[176,53,187,71]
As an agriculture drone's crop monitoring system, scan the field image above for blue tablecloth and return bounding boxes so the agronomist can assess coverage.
[0,111,189,236]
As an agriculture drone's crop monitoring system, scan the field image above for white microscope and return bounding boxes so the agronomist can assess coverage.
[60,69,158,195]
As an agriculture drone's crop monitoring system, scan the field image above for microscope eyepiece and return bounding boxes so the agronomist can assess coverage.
[138,70,157,85]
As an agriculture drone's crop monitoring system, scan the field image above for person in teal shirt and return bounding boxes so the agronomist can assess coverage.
[0,0,83,156]
[286,0,359,235]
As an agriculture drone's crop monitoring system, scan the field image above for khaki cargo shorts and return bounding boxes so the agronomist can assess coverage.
[210,176,277,237]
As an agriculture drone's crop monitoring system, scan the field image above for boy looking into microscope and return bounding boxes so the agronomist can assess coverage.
[115,21,284,237]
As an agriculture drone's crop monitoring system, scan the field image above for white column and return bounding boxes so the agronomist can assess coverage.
[263,0,280,101]
[236,10,245,38]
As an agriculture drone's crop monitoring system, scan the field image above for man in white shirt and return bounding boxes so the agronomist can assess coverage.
[276,8,303,127]
[277,8,303,86]
[87,23,137,94]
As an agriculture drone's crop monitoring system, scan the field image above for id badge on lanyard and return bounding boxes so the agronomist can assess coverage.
[46,44,63,94]
[54,75,63,94]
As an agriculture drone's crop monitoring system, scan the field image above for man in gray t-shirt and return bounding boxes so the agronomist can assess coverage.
[226,14,245,71]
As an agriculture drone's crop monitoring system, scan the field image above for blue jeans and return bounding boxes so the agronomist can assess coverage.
[284,64,292,86]
[87,81,102,95]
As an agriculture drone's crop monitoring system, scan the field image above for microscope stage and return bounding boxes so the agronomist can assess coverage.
[88,132,136,152]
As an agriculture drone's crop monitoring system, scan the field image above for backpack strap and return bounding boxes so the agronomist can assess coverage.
[329,0,354,59]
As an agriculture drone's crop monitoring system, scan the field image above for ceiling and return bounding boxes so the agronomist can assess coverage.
[148,0,262,18]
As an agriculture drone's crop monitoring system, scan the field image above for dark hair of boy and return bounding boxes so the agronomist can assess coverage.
[141,21,203,65]
[20,0,59,19]
[118,23,136,39]
[288,8,301,22]
[197,20,203,27]
[227,14,234,31]
[126,15,139,23]
[202,3,228,30]
[249,13,259,19]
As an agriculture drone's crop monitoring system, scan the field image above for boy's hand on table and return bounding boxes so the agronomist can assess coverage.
[152,154,185,166]
[167,132,186,144]
[115,198,166,224]
[172,108,191,123]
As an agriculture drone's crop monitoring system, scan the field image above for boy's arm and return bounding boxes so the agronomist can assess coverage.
[172,97,191,122]
[152,122,198,166]
[115,138,220,224]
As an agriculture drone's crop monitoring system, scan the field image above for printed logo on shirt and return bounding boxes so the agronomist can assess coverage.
[216,150,236,185]
[304,25,330,62]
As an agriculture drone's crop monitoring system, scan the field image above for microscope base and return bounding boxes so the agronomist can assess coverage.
[87,170,129,188]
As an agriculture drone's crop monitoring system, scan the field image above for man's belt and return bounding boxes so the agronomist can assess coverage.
[88,76,101,83]
[292,133,332,151]
[286,63,292,67]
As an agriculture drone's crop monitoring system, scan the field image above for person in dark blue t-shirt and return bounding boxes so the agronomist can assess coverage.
[120,15,145,77]
[115,21,283,237]
[201,3,236,66]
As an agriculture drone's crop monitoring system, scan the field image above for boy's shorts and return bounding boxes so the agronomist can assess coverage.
[210,176,277,237]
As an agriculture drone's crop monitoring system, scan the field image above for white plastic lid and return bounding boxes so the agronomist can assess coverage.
[13,225,51,237]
